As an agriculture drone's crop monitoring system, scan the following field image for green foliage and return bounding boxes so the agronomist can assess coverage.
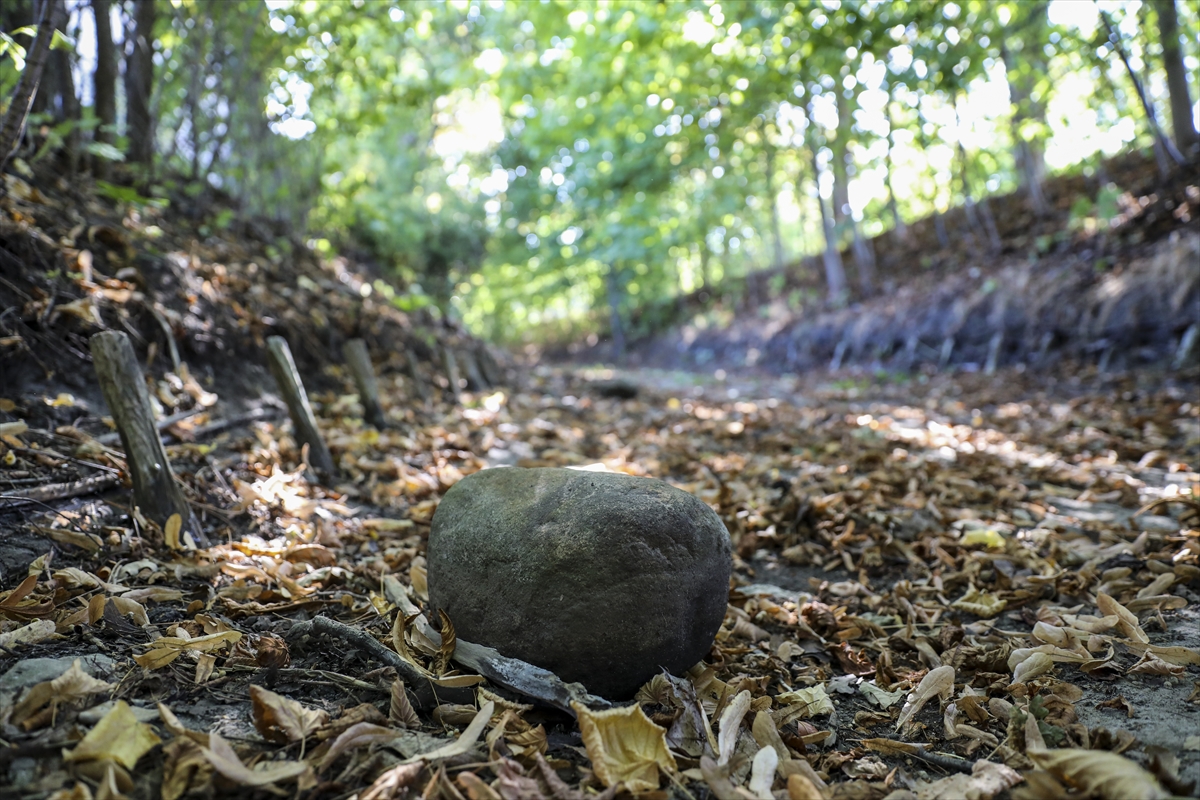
[21,0,1196,343]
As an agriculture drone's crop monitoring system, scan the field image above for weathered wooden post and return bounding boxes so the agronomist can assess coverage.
[478,346,502,387]
[441,345,462,402]
[266,336,338,480]
[343,338,387,429]
[460,348,489,392]
[406,350,430,403]
[90,331,201,543]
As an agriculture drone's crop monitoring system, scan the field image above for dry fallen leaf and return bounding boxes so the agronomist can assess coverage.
[1028,748,1169,800]
[896,665,955,731]
[64,700,162,770]
[12,659,114,726]
[201,730,311,787]
[916,759,1023,800]
[572,700,678,792]
[249,685,329,747]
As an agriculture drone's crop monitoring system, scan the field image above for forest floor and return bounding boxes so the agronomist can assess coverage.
[1,158,1199,800]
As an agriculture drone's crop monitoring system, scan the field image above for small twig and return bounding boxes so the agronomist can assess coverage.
[97,407,204,445]
[0,473,122,508]
[8,445,122,474]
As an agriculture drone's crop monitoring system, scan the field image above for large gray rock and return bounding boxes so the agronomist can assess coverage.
[427,467,731,699]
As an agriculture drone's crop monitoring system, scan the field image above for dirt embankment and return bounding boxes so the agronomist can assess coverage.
[633,151,1200,376]
[0,170,500,418]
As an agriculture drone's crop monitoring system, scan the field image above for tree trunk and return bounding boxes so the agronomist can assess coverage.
[1100,9,1184,176]
[766,144,785,270]
[1001,11,1050,215]
[832,90,850,229]
[851,222,875,296]
[124,0,157,167]
[0,0,56,173]
[1156,0,1198,156]
[92,0,117,178]
[49,0,80,174]
[884,97,908,240]
[606,265,626,363]
[808,151,847,304]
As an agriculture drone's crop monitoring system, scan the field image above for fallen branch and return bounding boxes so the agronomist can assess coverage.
[285,616,475,710]
[383,577,612,714]
[97,408,204,445]
[0,473,121,509]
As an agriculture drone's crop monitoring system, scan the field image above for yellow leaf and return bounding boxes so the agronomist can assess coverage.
[1029,748,1169,800]
[572,701,677,792]
[951,586,1006,618]
[65,700,162,769]
[960,528,1006,549]
[163,514,183,550]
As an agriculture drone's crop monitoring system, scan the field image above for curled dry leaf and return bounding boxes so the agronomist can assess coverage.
[748,745,779,799]
[1095,592,1149,644]
[950,586,1006,618]
[571,700,677,792]
[1028,748,1170,800]
[64,700,162,770]
[201,730,311,788]
[896,665,954,731]
[390,679,420,728]
[12,658,114,726]
[249,685,329,745]
[787,772,826,800]
[161,736,211,800]
[776,684,835,719]
[916,759,1023,800]
[717,689,752,765]
[402,700,494,764]
[134,629,242,669]
[317,722,400,772]
[1012,652,1055,683]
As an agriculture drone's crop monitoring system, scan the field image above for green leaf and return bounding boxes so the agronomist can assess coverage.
[85,142,126,162]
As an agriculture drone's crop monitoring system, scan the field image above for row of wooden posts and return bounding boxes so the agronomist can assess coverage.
[89,330,499,545]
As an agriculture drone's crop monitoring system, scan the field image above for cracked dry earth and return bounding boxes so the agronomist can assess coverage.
[0,361,1198,800]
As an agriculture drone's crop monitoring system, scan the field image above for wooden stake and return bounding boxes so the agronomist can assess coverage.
[441,346,462,403]
[478,347,502,387]
[406,350,430,403]
[343,338,387,429]
[460,349,489,391]
[89,331,201,542]
[266,336,338,480]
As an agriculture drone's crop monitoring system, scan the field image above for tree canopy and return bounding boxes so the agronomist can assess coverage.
[1,0,1196,346]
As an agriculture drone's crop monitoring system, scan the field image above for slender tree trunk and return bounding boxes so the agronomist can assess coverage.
[699,243,712,290]
[0,0,56,174]
[49,0,80,174]
[1001,18,1050,215]
[851,222,875,296]
[884,97,908,240]
[808,147,847,304]
[806,100,847,304]
[832,90,850,230]
[1155,0,1198,156]
[765,144,785,270]
[124,0,157,167]
[92,0,117,178]
[1100,9,1184,176]
[606,264,626,363]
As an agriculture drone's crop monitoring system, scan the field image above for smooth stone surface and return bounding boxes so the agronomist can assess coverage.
[427,466,732,699]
